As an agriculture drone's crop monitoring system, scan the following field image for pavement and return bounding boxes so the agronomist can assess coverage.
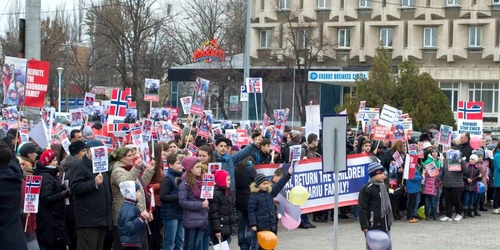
[228,211,500,250]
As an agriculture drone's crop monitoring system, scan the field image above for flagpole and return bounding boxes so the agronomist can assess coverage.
[150,101,154,158]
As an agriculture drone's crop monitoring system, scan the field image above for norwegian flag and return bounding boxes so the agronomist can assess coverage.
[107,123,130,132]
[93,147,106,160]
[202,174,215,187]
[457,101,483,120]
[110,89,128,116]
[25,175,43,195]
[124,88,132,101]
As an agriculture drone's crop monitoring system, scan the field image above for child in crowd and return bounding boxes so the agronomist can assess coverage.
[248,166,293,249]
[406,163,423,223]
[160,154,185,250]
[271,168,287,232]
[209,170,237,244]
[178,156,209,250]
[117,181,152,250]
[423,148,441,220]
[463,154,481,218]
[358,162,393,250]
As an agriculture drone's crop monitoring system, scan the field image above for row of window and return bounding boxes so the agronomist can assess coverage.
[439,82,499,113]
[275,0,500,10]
[259,26,483,49]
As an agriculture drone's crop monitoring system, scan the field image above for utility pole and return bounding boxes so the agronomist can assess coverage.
[242,0,251,120]
[25,0,41,60]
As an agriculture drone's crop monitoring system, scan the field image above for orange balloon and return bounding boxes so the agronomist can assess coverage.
[257,231,278,249]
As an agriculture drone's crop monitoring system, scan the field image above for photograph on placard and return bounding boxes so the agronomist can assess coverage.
[144,78,160,102]
[3,57,28,105]
[70,109,83,127]
[273,108,289,130]
[180,96,192,115]
[150,108,163,121]
[87,106,104,123]
[190,77,210,116]
[125,109,137,123]
[2,106,19,124]
[83,92,96,114]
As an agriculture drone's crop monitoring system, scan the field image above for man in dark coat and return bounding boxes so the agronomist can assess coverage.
[234,157,257,250]
[70,140,112,250]
[459,132,474,162]
[0,135,27,250]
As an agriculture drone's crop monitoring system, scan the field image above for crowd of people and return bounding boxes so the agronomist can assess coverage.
[0,115,325,250]
[357,125,500,250]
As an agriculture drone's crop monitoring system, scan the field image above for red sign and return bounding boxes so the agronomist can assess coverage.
[24,60,50,108]
[193,39,225,63]
[371,125,394,141]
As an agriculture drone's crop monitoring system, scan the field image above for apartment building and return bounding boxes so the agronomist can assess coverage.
[250,0,500,126]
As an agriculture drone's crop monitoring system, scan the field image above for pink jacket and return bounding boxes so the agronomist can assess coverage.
[478,161,489,191]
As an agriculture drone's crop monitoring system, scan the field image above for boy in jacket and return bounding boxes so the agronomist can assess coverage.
[248,166,293,249]
[358,162,393,250]
[117,181,152,250]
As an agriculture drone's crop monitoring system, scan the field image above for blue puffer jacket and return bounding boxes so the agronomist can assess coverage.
[215,143,259,191]
[406,170,423,194]
[117,201,146,248]
[160,168,183,220]
[178,179,209,229]
[248,172,291,232]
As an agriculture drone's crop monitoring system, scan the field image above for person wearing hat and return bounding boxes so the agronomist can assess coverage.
[178,156,209,250]
[62,140,89,250]
[70,140,113,250]
[483,128,492,138]
[428,124,438,133]
[109,146,156,250]
[473,149,489,214]
[282,131,305,163]
[5,128,20,151]
[208,169,237,244]
[248,165,293,237]
[19,142,37,172]
[358,162,393,249]
[82,126,94,141]
[34,149,71,249]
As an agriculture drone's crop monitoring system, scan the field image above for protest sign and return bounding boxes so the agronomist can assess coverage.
[141,119,154,142]
[408,144,417,155]
[270,128,283,153]
[29,121,49,149]
[246,78,263,93]
[379,104,399,128]
[255,154,376,213]
[208,163,222,174]
[447,150,462,171]
[273,108,289,130]
[191,77,210,116]
[439,125,453,146]
[144,78,160,102]
[165,107,178,122]
[83,92,96,114]
[187,144,198,156]
[24,175,43,213]
[180,97,192,115]
[197,112,213,139]
[425,162,439,177]
[212,127,222,136]
[417,142,424,158]
[3,56,28,106]
[371,125,393,141]
[403,154,418,180]
[139,143,151,165]
[201,174,215,199]
[24,59,50,108]
[91,146,109,173]
[225,129,249,147]
[289,145,302,162]
[457,101,483,137]
[70,109,83,127]
[2,106,19,125]
[392,151,403,166]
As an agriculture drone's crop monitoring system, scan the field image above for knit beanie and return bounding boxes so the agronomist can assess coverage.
[82,126,93,137]
[69,140,87,156]
[181,156,199,173]
[368,162,385,178]
[39,149,56,166]
[473,148,485,158]
[291,132,302,144]
[470,154,478,162]
[86,139,104,148]
[254,173,269,187]
[214,170,229,188]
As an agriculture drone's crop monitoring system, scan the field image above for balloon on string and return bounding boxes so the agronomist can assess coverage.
[366,230,390,250]
[281,212,301,230]
[257,231,278,250]
[470,136,482,150]
[289,186,309,206]
[478,182,486,194]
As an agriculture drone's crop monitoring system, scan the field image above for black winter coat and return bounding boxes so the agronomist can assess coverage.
[358,182,391,232]
[248,172,291,232]
[209,186,237,237]
[34,162,71,247]
[0,137,27,250]
[234,164,257,211]
[160,169,183,220]
[70,155,113,229]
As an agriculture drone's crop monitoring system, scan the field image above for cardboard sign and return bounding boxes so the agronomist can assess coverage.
[379,104,399,128]
[208,163,222,174]
[245,77,263,93]
[83,92,96,114]
[403,154,418,180]
[201,174,215,199]
[392,151,403,167]
[70,109,83,127]
[24,175,43,213]
[438,125,453,146]
[408,144,417,155]
[289,145,302,162]
[144,78,160,102]
[191,77,210,116]
[180,96,192,115]
[91,146,109,173]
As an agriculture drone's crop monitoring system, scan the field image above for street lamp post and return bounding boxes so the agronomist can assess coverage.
[57,67,64,112]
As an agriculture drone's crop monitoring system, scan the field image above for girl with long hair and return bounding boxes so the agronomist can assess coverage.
[147,143,165,250]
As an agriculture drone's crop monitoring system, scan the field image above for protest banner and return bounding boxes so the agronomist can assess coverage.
[201,174,215,199]
[190,77,210,116]
[180,97,192,115]
[24,175,43,213]
[457,101,483,137]
[144,78,160,102]
[91,146,109,173]
[255,154,376,213]
[24,59,50,108]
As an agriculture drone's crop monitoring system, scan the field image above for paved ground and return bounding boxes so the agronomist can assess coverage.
[228,211,500,250]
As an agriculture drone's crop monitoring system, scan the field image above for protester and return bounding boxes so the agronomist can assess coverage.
[178,156,209,250]
[423,148,441,220]
[208,170,237,244]
[463,154,481,218]
[147,143,164,250]
[438,151,468,222]
[110,147,155,250]
[70,140,113,250]
[160,154,185,250]
[34,149,71,249]
[492,143,500,214]
[234,157,258,250]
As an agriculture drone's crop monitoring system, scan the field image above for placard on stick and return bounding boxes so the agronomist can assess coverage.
[92,146,109,173]
[200,174,215,199]
[24,175,43,213]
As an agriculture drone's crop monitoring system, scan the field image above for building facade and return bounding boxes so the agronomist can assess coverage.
[250,0,500,127]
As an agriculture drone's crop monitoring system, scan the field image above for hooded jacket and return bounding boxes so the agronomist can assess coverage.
[117,200,147,248]
[248,172,291,232]
[70,155,113,229]
[33,162,71,247]
[209,185,237,237]
[160,168,183,220]
[464,163,480,192]
[214,143,259,191]
[110,161,154,226]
